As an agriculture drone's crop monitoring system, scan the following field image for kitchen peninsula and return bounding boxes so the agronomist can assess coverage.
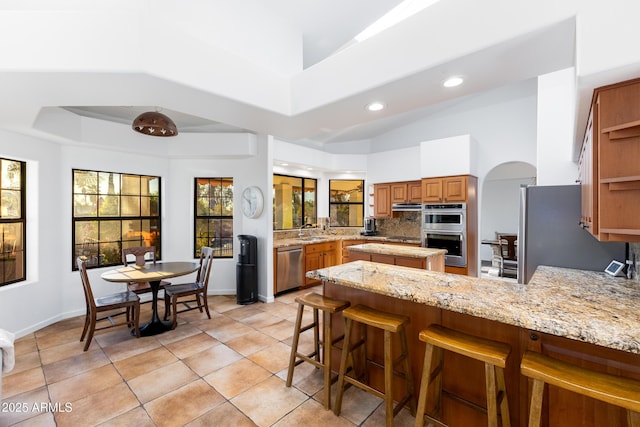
[346,243,445,271]
[307,261,640,426]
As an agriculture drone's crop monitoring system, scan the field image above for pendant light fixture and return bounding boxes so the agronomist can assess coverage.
[132,110,178,137]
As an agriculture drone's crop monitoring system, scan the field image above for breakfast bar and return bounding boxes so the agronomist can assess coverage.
[307,261,640,426]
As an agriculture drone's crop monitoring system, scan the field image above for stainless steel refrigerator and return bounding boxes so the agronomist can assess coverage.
[517,185,626,284]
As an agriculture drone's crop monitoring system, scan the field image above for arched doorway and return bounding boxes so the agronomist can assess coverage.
[480,161,536,277]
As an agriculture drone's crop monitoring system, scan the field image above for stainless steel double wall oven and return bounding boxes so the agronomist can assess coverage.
[421,203,466,268]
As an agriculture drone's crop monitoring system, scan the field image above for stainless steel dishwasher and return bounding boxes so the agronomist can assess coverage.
[276,246,304,294]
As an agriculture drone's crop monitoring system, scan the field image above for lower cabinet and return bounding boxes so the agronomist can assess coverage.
[304,241,337,285]
[348,250,444,271]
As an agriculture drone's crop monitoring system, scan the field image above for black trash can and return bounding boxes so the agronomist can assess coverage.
[236,234,258,304]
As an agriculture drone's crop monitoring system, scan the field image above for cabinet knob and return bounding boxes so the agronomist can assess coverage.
[575,179,581,183]
[530,333,539,341]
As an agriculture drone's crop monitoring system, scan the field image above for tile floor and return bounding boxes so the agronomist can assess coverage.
[0,287,418,427]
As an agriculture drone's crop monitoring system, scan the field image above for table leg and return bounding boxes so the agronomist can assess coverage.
[137,280,173,336]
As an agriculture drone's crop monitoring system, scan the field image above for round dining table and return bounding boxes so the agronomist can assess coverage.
[101,261,200,336]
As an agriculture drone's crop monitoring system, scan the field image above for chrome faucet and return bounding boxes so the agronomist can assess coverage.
[298,223,313,238]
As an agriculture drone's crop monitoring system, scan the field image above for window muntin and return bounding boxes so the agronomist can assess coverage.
[72,169,161,270]
[0,158,26,286]
[194,177,233,258]
[273,174,317,230]
[329,179,364,227]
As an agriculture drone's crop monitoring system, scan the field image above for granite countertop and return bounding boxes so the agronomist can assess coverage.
[347,243,446,259]
[306,261,640,354]
[274,234,421,249]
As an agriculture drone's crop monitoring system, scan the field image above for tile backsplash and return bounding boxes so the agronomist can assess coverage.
[630,242,640,282]
[375,211,421,239]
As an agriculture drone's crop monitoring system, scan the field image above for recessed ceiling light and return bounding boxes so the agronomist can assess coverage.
[366,102,385,112]
[443,76,464,88]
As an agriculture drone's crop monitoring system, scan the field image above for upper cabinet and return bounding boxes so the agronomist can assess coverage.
[373,183,392,217]
[422,176,468,203]
[580,78,640,242]
[374,180,422,218]
[391,181,422,203]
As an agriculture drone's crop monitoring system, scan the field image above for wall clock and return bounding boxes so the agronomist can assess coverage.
[241,186,264,219]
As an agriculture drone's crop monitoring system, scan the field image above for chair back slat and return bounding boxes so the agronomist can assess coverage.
[122,246,157,266]
[76,257,96,311]
[196,246,214,292]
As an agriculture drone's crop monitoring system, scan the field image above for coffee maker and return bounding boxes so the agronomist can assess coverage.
[362,217,377,236]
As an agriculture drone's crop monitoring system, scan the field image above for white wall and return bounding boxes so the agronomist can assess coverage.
[536,68,579,184]
[0,130,63,335]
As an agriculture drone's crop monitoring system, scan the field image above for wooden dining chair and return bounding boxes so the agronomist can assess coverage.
[77,257,140,351]
[122,246,170,301]
[163,246,214,329]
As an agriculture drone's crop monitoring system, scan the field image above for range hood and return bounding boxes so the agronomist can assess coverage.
[391,202,422,212]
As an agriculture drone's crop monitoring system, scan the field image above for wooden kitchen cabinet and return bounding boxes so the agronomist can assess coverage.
[373,184,392,218]
[422,175,467,203]
[580,78,640,242]
[578,107,597,236]
[304,241,337,285]
[340,239,371,264]
[391,180,422,203]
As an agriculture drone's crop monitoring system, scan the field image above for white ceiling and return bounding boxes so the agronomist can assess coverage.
[10,1,592,153]
[67,0,411,143]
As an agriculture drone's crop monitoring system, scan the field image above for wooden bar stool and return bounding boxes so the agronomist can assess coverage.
[415,324,511,427]
[285,292,350,410]
[334,304,417,427]
[520,351,640,427]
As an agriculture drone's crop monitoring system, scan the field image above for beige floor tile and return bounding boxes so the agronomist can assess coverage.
[92,326,139,349]
[39,340,92,365]
[2,366,46,399]
[4,351,41,376]
[10,410,56,426]
[34,317,84,338]
[241,311,283,330]
[144,379,225,427]
[231,376,308,427]
[47,364,123,404]
[155,323,202,345]
[113,347,178,380]
[43,348,110,384]
[361,403,416,427]
[54,382,139,427]
[248,342,296,374]
[212,296,244,313]
[185,401,257,427]
[273,398,353,427]
[203,358,272,399]
[96,406,155,427]
[101,335,161,363]
[164,332,219,359]
[13,335,37,356]
[259,300,300,319]
[204,318,254,343]
[127,360,198,403]
[257,319,295,341]
[279,362,325,397]
[183,343,244,376]
[331,384,383,426]
[35,326,85,351]
[225,330,278,356]
[0,387,51,426]
[224,304,266,321]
